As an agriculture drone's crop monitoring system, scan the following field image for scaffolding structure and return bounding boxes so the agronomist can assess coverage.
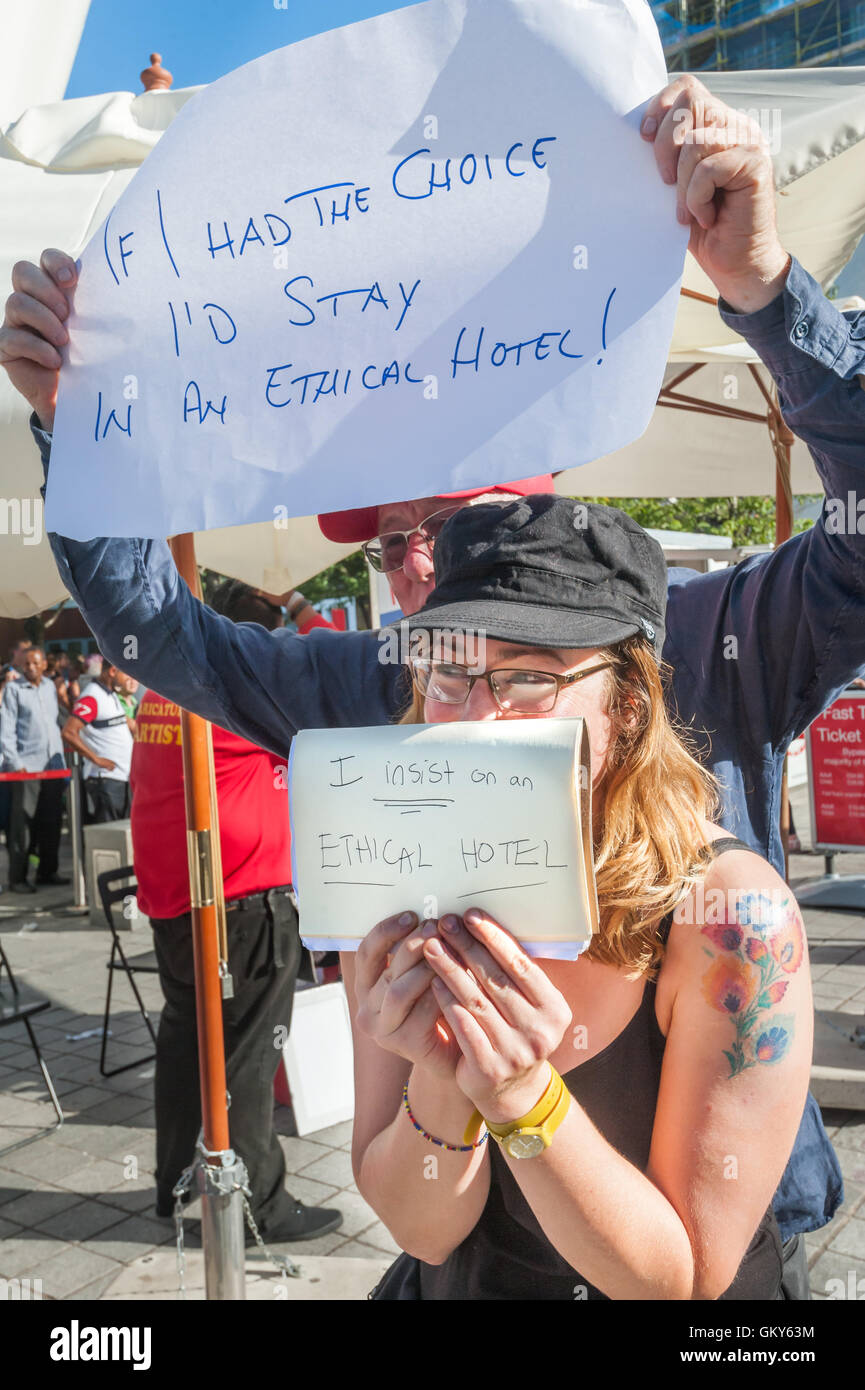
[652,0,865,70]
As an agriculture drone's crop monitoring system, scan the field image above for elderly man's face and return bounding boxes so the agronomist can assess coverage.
[376,496,466,617]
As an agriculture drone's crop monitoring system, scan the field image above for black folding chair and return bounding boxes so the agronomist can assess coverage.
[0,941,64,1156]
[97,865,159,1077]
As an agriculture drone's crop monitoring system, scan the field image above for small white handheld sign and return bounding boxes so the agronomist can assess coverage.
[288,718,598,959]
[47,0,685,541]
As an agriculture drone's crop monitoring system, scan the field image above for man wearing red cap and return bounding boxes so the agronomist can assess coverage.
[318,477,551,619]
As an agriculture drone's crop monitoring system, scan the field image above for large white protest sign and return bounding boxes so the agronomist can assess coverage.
[47,0,686,541]
[288,718,598,958]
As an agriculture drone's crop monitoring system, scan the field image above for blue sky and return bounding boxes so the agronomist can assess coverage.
[65,0,410,98]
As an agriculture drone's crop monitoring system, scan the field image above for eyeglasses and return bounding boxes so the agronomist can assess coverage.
[411,659,616,714]
[362,504,464,574]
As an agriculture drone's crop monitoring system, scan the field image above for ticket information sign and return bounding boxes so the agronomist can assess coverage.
[806,691,865,853]
[288,717,598,958]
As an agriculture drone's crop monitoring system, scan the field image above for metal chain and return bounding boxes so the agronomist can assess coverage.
[171,1165,196,1301]
[240,1191,301,1281]
[170,1155,301,1298]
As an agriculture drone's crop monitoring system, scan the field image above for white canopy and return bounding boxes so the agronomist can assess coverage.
[1,65,863,616]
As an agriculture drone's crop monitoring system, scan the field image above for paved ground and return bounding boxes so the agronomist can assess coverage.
[0,780,863,1301]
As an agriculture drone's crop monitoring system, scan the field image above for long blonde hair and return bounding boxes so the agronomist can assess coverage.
[399,634,718,977]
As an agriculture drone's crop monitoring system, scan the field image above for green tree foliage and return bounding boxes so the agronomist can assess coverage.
[576,495,818,548]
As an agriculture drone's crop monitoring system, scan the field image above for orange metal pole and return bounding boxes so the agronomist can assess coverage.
[168,533,230,1158]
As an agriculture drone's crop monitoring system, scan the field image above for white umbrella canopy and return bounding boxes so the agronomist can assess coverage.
[1,64,863,616]
[554,359,820,500]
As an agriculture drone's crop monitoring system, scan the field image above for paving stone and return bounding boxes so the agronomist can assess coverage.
[333,1238,398,1265]
[281,1173,340,1208]
[278,1135,333,1173]
[305,1119,354,1149]
[0,1234,69,1274]
[0,1185,82,1227]
[86,1215,173,1262]
[50,1085,116,1114]
[0,1215,22,1239]
[828,1217,865,1260]
[1,1137,93,1184]
[354,1219,401,1255]
[65,1268,121,1301]
[297,1148,355,1189]
[99,1184,158,1216]
[810,1247,865,1300]
[80,1094,151,1125]
[14,1244,122,1299]
[835,1114,865,1146]
[52,1157,127,1195]
[249,1228,347,1258]
[33,1198,128,1242]
[318,1187,379,1240]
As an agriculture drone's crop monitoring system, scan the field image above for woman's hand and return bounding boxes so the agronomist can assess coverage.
[353,910,460,1082]
[423,909,572,1123]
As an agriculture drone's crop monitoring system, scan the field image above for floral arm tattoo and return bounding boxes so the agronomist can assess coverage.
[699,893,804,1079]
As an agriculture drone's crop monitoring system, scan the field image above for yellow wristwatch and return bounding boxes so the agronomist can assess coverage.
[463,1066,571,1159]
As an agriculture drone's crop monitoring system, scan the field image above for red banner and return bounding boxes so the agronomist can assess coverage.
[807,692,865,851]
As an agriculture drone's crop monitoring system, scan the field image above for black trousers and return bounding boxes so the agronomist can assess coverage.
[7,778,64,884]
[84,777,129,823]
[151,889,303,1232]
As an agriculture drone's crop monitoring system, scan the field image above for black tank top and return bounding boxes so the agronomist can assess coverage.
[372,836,785,1301]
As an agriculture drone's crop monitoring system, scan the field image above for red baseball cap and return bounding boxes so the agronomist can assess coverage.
[318,476,555,543]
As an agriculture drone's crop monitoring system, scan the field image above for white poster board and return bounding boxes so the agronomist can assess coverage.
[288,718,597,959]
[47,0,685,540]
[281,982,355,1136]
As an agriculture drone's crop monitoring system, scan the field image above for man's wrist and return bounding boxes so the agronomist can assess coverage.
[286,591,309,621]
[713,248,792,316]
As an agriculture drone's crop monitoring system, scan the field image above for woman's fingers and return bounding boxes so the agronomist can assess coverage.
[431,977,498,1072]
[355,911,417,994]
[376,958,437,1034]
[461,909,559,1012]
[366,918,436,1011]
[425,914,535,1030]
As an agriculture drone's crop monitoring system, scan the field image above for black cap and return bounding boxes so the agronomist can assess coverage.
[406,495,667,653]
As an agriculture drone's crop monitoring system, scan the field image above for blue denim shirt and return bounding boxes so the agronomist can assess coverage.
[0,675,65,772]
[37,257,864,1240]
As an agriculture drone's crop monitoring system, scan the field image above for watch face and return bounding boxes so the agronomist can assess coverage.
[505,1132,546,1160]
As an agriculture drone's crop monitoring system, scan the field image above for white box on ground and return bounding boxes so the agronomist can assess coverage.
[282,982,354,1137]
[83,818,138,928]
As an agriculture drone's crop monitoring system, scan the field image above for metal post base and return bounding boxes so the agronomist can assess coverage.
[795,874,865,912]
[197,1150,248,1301]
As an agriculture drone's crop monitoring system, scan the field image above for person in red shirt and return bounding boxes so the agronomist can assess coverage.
[131,580,341,1243]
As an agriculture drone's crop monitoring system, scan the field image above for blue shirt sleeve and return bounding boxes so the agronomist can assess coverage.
[0,681,23,771]
[33,422,406,754]
[663,257,865,753]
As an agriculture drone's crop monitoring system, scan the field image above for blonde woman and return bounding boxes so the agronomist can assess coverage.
[343,497,812,1301]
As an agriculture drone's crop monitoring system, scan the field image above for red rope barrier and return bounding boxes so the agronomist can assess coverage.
[0,770,72,782]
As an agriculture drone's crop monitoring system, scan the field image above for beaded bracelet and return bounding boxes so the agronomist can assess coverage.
[402,1083,489,1153]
